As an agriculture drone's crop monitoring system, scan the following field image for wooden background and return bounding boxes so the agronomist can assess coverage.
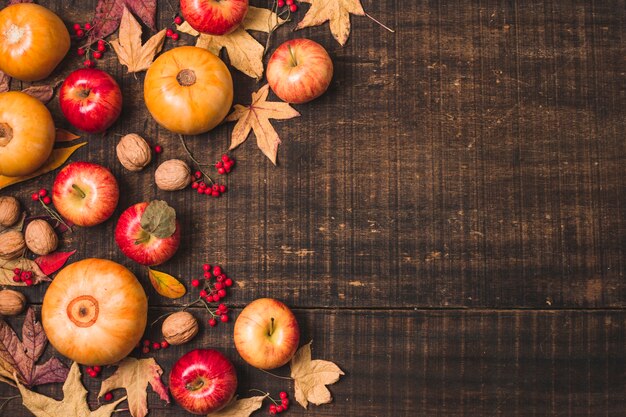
[1,0,625,416]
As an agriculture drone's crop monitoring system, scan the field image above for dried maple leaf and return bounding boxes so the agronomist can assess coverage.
[89,0,157,44]
[296,0,365,46]
[21,85,55,104]
[225,84,300,164]
[16,362,126,417]
[209,395,267,417]
[290,341,344,408]
[179,7,286,79]
[110,7,166,73]
[0,308,68,387]
[0,258,50,287]
[98,357,169,417]
[0,70,10,93]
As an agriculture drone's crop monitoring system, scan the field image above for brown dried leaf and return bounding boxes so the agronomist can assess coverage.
[225,84,300,164]
[90,0,157,43]
[17,362,126,417]
[98,357,169,417]
[55,129,81,142]
[296,0,365,46]
[0,70,10,93]
[0,258,50,287]
[110,7,166,73]
[290,341,344,408]
[21,85,54,104]
[0,308,68,387]
[188,6,286,79]
[209,395,267,417]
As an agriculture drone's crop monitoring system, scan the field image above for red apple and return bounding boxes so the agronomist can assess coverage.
[52,162,119,227]
[234,298,300,370]
[115,201,181,266]
[266,38,333,104]
[180,0,249,35]
[59,68,122,133]
[169,349,237,415]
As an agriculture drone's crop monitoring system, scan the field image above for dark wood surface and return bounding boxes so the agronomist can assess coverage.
[1,0,625,416]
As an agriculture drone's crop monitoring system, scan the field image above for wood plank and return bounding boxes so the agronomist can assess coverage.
[1,309,624,416]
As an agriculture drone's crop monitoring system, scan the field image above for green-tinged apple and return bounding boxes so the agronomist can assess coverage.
[266,38,333,104]
[180,0,249,35]
[52,162,119,227]
[234,298,300,370]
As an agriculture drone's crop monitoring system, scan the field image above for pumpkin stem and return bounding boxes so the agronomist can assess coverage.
[176,69,197,87]
[0,123,13,147]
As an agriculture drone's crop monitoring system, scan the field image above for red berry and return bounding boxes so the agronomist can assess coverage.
[76,29,85,37]
[279,392,288,399]
[83,59,94,68]
[197,187,205,194]
[93,366,102,373]
[213,294,221,302]
[212,184,219,191]
[87,369,97,378]
[203,272,211,279]
[203,263,211,271]
[154,145,163,153]
[276,405,284,413]
[13,268,20,274]
[195,171,202,179]
[282,398,289,407]
[198,182,207,189]
[286,0,294,4]
[104,392,113,402]
[218,289,227,298]
[206,295,214,302]
[191,279,200,287]
[221,154,229,162]
[84,23,92,30]
[215,282,224,290]
[143,339,151,346]
[213,266,222,276]
[220,314,228,323]
[12,275,20,283]
[161,341,169,349]
[24,271,32,279]
[192,182,199,189]
[219,185,227,193]
[216,274,224,282]
[73,23,81,31]
[166,28,174,37]
[209,318,217,327]
[174,16,183,25]
[142,346,150,354]
[200,289,208,298]
[289,3,298,12]
[277,0,285,7]
[38,188,47,197]
[152,342,161,350]
[224,160,234,170]
[225,278,233,287]
[42,196,52,205]
[172,33,179,41]
[217,167,226,175]
[218,303,227,311]
[98,39,106,46]
[212,190,220,197]
[93,51,103,59]
[97,43,106,52]
[77,47,86,56]
[215,161,224,169]
[204,188,212,195]
[31,193,39,201]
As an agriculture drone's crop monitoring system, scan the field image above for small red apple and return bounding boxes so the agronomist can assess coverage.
[59,68,122,133]
[169,349,237,415]
[266,38,333,104]
[180,0,249,35]
[234,298,300,370]
[52,161,119,227]
[115,200,181,266]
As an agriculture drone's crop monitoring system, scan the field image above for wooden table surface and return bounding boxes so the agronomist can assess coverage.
[1,0,625,416]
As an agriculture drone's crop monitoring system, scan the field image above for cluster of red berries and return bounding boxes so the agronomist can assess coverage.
[79,39,108,68]
[31,188,51,205]
[165,16,184,41]
[11,268,34,286]
[72,22,92,39]
[139,338,170,354]
[215,154,235,175]
[85,365,102,378]
[191,177,228,197]
[192,264,234,303]
[277,0,298,12]
[207,303,230,327]
[269,392,290,415]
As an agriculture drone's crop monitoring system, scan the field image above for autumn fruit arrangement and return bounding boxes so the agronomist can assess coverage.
[0,0,392,415]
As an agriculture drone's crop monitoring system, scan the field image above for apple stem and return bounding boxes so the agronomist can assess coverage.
[269,317,275,336]
[185,379,205,391]
[365,12,395,33]
[134,233,151,245]
[71,184,87,199]
[287,46,298,67]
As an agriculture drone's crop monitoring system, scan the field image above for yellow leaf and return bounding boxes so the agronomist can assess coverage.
[147,268,186,299]
[209,395,267,417]
[55,128,81,142]
[225,84,300,164]
[191,6,286,79]
[290,341,344,408]
[0,142,87,190]
[296,0,365,46]
[110,7,167,73]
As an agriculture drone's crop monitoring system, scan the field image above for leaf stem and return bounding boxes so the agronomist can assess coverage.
[178,134,214,185]
[257,368,294,381]
[365,12,395,33]
[0,396,18,413]
[38,197,72,232]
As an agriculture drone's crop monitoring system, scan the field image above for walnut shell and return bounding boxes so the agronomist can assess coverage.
[0,289,26,316]
[162,311,199,345]
[25,219,58,255]
[0,196,21,227]
[0,230,25,259]
[117,134,152,171]
[155,159,192,191]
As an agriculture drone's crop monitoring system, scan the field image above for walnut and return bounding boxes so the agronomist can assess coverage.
[0,289,26,316]
[0,230,25,259]
[24,219,58,255]
[155,159,192,191]
[116,133,152,171]
[162,311,199,345]
[0,196,21,227]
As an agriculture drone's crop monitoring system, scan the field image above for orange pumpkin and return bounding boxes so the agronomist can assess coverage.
[0,3,70,81]
[42,258,148,365]
[0,91,55,177]
[144,46,233,135]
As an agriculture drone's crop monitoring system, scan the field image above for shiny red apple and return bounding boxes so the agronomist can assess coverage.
[266,38,333,104]
[59,68,122,133]
[115,201,181,266]
[169,349,237,415]
[234,298,300,370]
[180,0,249,35]
[52,162,119,227]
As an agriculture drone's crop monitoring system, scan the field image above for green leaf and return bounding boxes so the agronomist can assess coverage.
[139,200,176,238]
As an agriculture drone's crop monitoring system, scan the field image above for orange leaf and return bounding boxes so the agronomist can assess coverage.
[147,268,186,299]
[0,142,87,190]
[55,129,81,142]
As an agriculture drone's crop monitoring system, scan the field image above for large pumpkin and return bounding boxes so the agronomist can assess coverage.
[42,258,147,365]
[144,46,233,135]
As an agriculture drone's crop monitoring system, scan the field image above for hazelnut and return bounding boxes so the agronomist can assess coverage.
[161,311,199,345]
[24,219,58,255]
[155,159,192,191]
[0,230,25,259]
[0,289,26,316]
[116,133,152,171]
[0,196,21,227]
